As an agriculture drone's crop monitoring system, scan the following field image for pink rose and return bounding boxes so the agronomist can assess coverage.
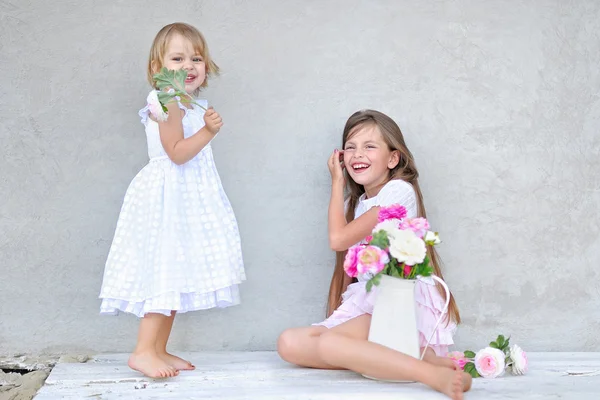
[474,347,505,378]
[364,235,373,243]
[403,264,412,277]
[356,246,389,275]
[146,90,168,122]
[447,351,468,371]
[378,204,407,222]
[400,217,430,238]
[343,246,362,278]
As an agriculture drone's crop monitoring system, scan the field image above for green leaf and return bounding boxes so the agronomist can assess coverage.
[372,273,382,286]
[157,92,176,109]
[151,67,206,111]
[383,264,391,275]
[174,69,187,91]
[366,279,374,292]
[370,231,390,249]
[498,335,505,346]
[464,362,480,378]
[490,341,499,349]
[464,350,476,359]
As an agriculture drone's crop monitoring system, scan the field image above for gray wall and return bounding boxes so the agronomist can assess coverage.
[1,0,599,355]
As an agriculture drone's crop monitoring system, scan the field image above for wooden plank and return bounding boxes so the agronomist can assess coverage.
[35,352,600,400]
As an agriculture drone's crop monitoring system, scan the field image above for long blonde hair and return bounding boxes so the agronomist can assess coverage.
[326,110,461,325]
[146,22,220,94]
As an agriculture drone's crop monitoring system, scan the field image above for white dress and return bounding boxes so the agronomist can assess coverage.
[99,93,246,317]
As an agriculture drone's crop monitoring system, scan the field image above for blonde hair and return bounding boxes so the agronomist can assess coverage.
[146,22,220,94]
[326,110,461,326]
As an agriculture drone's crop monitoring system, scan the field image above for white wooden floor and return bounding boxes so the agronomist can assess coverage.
[35,352,600,399]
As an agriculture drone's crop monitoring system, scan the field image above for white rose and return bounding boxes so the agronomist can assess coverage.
[147,90,168,122]
[373,219,402,238]
[424,231,441,245]
[474,347,506,378]
[509,344,528,375]
[388,229,426,266]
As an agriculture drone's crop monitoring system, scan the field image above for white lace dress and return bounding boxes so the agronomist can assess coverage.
[99,92,246,317]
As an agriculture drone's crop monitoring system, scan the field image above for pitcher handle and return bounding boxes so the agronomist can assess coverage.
[419,275,451,360]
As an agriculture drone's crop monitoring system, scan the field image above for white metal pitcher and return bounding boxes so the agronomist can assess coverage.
[363,274,451,382]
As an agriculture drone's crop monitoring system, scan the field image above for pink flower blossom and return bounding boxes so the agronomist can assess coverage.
[343,246,362,278]
[147,90,168,122]
[400,217,430,238]
[378,204,407,222]
[509,344,528,375]
[364,235,373,243]
[356,246,389,275]
[447,351,468,371]
[403,264,412,277]
[474,347,505,378]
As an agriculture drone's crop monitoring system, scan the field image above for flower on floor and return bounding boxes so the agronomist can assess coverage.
[474,347,505,378]
[447,351,468,370]
[453,334,528,378]
[509,344,528,375]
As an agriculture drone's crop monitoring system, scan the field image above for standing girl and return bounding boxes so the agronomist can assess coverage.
[277,110,471,399]
[99,23,245,378]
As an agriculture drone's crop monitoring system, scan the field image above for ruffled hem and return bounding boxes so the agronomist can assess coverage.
[415,279,456,352]
[313,279,455,356]
[313,281,376,328]
[100,284,241,318]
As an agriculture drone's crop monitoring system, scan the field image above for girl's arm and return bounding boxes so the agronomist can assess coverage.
[327,150,380,251]
[157,101,223,165]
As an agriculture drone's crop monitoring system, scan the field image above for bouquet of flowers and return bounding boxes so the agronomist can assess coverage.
[447,335,528,378]
[146,67,207,122]
[343,204,441,291]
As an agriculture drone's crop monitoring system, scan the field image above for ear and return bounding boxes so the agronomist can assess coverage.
[388,150,400,169]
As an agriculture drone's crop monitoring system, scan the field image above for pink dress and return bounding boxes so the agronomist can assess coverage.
[314,179,456,356]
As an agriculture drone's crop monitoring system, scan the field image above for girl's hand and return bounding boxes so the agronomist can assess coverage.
[328,149,345,185]
[204,107,223,134]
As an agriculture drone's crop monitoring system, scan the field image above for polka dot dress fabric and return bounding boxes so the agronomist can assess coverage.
[99,93,245,317]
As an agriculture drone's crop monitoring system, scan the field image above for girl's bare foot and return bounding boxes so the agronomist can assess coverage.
[128,351,179,378]
[421,349,457,370]
[431,367,472,399]
[425,354,458,370]
[158,352,195,371]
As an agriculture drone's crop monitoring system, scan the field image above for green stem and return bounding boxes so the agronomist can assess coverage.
[178,93,207,111]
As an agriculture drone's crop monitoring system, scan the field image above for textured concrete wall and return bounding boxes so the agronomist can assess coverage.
[1,0,599,355]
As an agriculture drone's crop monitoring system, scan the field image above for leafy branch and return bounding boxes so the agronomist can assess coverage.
[152,67,206,111]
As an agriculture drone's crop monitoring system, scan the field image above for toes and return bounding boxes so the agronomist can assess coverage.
[453,372,463,400]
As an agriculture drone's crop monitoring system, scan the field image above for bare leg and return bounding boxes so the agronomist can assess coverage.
[278,315,470,399]
[317,317,471,398]
[277,312,373,369]
[277,325,338,369]
[128,313,179,378]
[155,311,195,371]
